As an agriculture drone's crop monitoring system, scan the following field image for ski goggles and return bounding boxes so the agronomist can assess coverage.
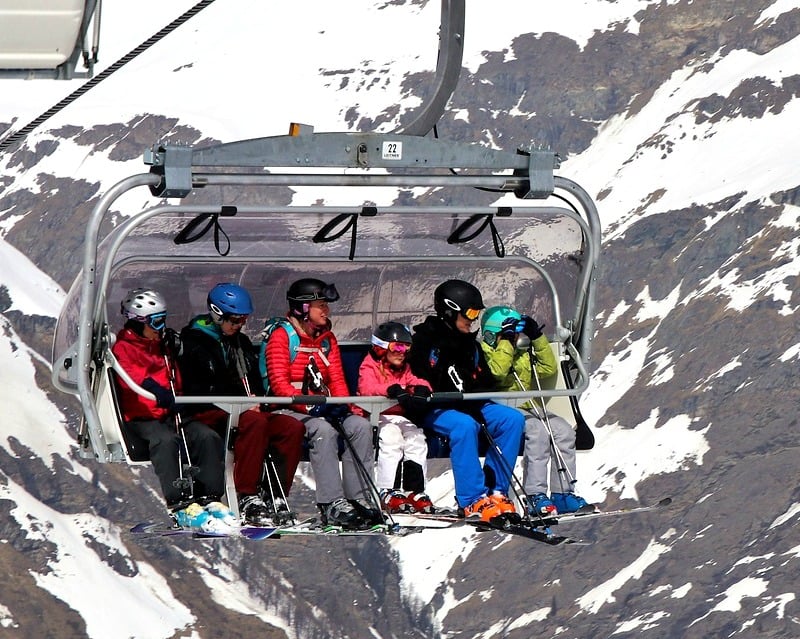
[372,336,411,353]
[223,314,248,326]
[462,307,481,321]
[146,312,167,331]
[290,282,340,303]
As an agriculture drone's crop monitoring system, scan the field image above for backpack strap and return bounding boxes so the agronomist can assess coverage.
[258,317,301,393]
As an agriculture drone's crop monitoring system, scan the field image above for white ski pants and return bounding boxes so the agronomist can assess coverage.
[376,414,428,490]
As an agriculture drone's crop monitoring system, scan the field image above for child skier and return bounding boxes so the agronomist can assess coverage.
[480,305,590,515]
[357,321,434,514]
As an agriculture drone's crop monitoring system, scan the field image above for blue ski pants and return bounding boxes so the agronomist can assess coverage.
[423,402,524,507]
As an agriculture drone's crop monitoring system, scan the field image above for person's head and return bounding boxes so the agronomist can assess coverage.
[481,305,529,349]
[434,279,485,333]
[287,278,340,329]
[370,321,413,370]
[207,283,253,336]
[121,288,168,340]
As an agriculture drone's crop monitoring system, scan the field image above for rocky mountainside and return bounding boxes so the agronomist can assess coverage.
[1,1,799,637]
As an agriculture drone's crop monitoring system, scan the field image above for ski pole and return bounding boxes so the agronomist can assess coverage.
[528,352,577,491]
[448,367,546,528]
[163,351,195,499]
[327,406,392,526]
[235,347,298,519]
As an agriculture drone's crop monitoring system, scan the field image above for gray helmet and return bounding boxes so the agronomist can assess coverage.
[121,288,167,321]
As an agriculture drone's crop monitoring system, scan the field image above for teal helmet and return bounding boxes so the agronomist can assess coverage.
[481,305,529,349]
[481,306,521,335]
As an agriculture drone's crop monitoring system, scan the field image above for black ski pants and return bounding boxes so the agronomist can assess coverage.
[127,417,225,507]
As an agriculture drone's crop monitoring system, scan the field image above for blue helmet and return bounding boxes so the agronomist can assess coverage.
[207,283,253,321]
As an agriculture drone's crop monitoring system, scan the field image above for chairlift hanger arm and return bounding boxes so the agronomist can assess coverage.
[397,0,465,136]
[144,130,559,199]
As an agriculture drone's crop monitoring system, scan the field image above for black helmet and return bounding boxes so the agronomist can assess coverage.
[434,279,485,324]
[287,278,340,318]
[371,322,413,349]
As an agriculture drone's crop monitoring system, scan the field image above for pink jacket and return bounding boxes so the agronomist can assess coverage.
[357,353,431,416]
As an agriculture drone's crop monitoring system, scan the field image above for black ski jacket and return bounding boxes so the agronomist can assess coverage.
[409,316,497,414]
[178,314,263,414]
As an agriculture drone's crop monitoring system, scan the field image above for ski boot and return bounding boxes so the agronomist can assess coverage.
[318,497,364,530]
[238,495,273,526]
[550,492,592,514]
[406,492,435,514]
[380,489,411,514]
[464,494,518,527]
[173,502,234,534]
[528,493,558,519]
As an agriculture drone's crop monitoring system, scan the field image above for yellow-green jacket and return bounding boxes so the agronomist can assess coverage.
[480,334,558,409]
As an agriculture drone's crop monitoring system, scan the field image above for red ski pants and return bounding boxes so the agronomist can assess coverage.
[193,408,305,497]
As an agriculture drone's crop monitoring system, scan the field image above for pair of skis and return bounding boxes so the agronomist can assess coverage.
[131,497,671,545]
[131,517,403,540]
[395,497,673,546]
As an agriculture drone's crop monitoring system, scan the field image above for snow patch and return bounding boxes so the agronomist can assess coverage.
[576,538,672,614]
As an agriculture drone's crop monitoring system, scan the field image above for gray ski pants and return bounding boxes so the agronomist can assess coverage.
[521,409,577,496]
[275,410,374,504]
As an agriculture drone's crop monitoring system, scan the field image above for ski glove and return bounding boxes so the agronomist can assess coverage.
[407,385,431,409]
[386,384,403,399]
[309,403,350,422]
[499,318,518,341]
[519,316,543,341]
[141,377,175,410]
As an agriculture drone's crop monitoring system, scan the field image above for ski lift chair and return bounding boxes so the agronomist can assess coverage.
[52,128,600,519]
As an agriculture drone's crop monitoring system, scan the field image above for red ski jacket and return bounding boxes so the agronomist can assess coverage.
[112,327,181,422]
[265,317,349,412]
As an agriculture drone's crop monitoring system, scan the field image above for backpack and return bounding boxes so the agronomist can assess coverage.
[257,317,331,394]
[258,318,300,394]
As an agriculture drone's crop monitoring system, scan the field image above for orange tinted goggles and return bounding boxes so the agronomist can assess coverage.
[463,308,481,321]
[387,342,411,353]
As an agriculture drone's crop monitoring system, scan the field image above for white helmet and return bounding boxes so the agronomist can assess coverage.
[121,288,168,328]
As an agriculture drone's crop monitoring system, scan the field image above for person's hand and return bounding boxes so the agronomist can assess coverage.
[499,318,518,342]
[386,384,403,399]
[407,385,431,408]
[141,377,175,410]
[519,316,543,341]
[310,403,350,422]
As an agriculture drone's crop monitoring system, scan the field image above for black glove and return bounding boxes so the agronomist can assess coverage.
[141,377,175,410]
[407,385,432,409]
[309,403,350,422]
[163,328,182,357]
[409,385,431,398]
[394,387,413,410]
[499,318,518,342]
[386,384,403,399]
[519,316,543,341]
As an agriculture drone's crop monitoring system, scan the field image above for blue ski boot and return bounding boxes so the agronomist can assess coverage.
[528,493,558,517]
[550,492,590,514]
